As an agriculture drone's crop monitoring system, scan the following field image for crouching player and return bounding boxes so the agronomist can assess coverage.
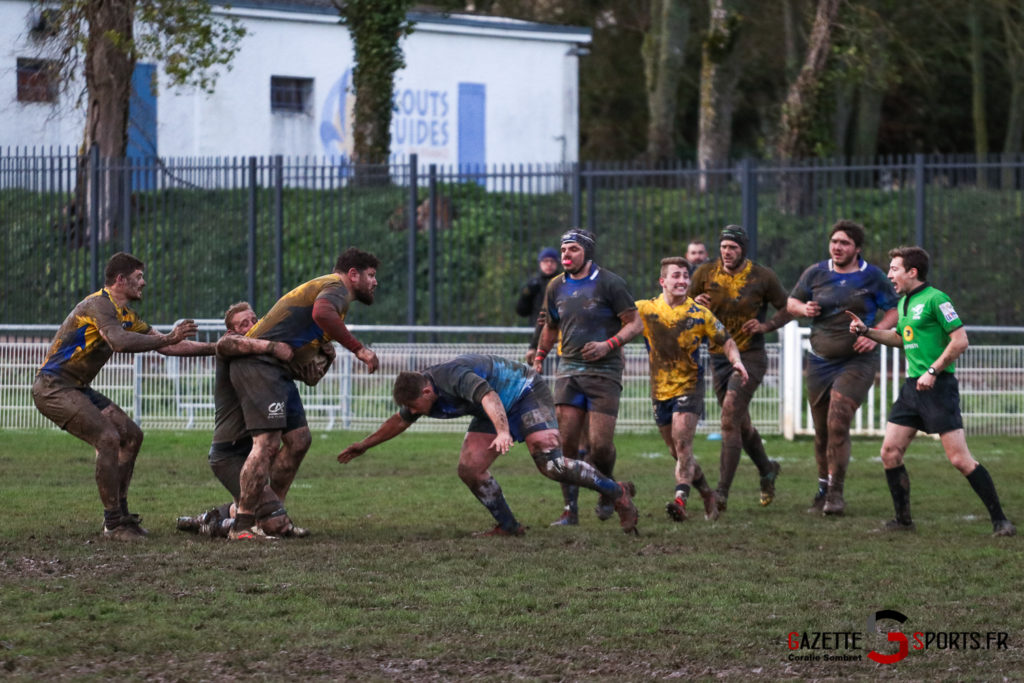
[338,354,640,535]
[637,257,748,522]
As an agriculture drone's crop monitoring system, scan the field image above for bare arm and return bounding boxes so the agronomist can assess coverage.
[215,334,293,363]
[914,327,969,392]
[158,339,217,357]
[312,298,378,373]
[480,391,513,454]
[337,414,413,463]
[532,322,559,374]
[99,319,198,354]
[722,338,749,384]
[741,308,796,336]
[787,296,821,318]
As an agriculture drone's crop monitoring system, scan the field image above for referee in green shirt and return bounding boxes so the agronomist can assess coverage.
[847,246,1016,537]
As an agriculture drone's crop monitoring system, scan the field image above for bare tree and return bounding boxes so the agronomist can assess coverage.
[697,0,743,189]
[776,0,841,214]
[642,0,689,164]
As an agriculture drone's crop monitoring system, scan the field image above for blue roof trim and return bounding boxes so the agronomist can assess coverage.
[218,1,591,40]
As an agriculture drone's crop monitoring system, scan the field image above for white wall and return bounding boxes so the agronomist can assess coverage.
[0,1,590,165]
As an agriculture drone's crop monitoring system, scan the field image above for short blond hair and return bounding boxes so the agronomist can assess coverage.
[224,301,253,330]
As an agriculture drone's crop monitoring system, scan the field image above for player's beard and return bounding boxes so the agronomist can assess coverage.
[353,285,375,305]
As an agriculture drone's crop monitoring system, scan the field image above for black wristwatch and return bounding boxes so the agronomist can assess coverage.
[926,367,937,376]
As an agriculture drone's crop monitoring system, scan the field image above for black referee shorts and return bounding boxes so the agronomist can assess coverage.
[887,373,963,435]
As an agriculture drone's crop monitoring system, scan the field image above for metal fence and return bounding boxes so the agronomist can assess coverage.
[3,323,1022,438]
[2,149,1023,331]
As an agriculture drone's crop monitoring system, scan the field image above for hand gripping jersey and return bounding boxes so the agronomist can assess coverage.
[38,288,151,386]
[636,294,730,400]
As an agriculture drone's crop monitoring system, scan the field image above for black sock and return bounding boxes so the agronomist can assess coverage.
[816,478,828,497]
[103,508,122,528]
[885,465,912,524]
[966,464,1007,523]
[233,513,256,531]
[120,498,130,516]
[675,483,691,500]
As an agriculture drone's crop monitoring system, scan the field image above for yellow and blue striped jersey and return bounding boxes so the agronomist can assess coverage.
[38,289,151,386]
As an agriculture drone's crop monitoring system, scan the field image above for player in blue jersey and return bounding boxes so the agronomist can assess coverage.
[788,221,898,517]
[33,252,215,540]
[532,229,644,528]
[337,354,638,535]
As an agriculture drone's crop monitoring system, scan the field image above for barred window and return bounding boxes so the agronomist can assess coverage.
[17,58,58,104]
[270,76,313,115]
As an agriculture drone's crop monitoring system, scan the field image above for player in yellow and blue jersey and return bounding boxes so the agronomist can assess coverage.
[32,252,214,540]
[638,256,748,522]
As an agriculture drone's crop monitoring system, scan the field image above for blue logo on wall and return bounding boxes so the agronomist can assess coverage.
[319,69,485,168]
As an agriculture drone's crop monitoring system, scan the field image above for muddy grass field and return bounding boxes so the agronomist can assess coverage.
[1,430,1022,681]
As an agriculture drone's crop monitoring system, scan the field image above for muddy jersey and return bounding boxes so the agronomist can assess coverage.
[636,294,730,401]
[398,354,537,424]
[790,258,897,359]
[544,266,636,379]
[246,274,352,367]
[687,259,788,353]
[211,353,245,444]
[37,288,151,387]
[897,284,964,377]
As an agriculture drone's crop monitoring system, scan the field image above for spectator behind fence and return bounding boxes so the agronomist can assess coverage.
[32,252,215,541]
[516,246,560,365]
[685,240,710,269]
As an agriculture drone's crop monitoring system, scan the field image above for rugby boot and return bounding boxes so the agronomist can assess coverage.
[665,497,688,522]
[473,523,526,537]
[882,519,916,533]
[700,488,720,521]
[807,490,827,514]
[594,496,616,521]
[613,481,639,535]
[759,460,782,506]
[228,524,276,541]
[102,521,145,541]
[993,519,1017,537]
[822,489,846,516]
[549,506,579,526]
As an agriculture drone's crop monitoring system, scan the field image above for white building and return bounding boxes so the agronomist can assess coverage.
[0,0,591,166]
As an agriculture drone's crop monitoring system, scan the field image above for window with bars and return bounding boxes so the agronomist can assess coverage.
[270,76,313,115]
[17,58,58,104]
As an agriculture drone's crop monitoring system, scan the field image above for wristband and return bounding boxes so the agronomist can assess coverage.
[606,336,622,350]
[535,349,549,361]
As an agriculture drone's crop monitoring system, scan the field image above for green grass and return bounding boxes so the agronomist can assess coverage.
[1,429,1022,680]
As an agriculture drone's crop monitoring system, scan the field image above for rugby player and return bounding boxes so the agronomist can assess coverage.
[788,220,898,516]
[338,354,639,535]
[33,252,215,540]
[228,248,379,540]
[533,228,644,527]
[847,246,1016,536]
[637,257,748,522]
[688,226,793,513]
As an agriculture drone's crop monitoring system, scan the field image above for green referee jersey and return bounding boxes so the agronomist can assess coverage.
[897,284,964,377]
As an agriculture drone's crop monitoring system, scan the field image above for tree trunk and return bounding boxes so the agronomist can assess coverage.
[82,0,134,245]
[776,0,841,214]
[697,0,743,190]
[969,0,989,188]
[1001,0,1024,186]
[643,0,689,164]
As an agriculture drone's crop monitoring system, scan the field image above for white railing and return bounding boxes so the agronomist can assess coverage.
[3,323,1022,437]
